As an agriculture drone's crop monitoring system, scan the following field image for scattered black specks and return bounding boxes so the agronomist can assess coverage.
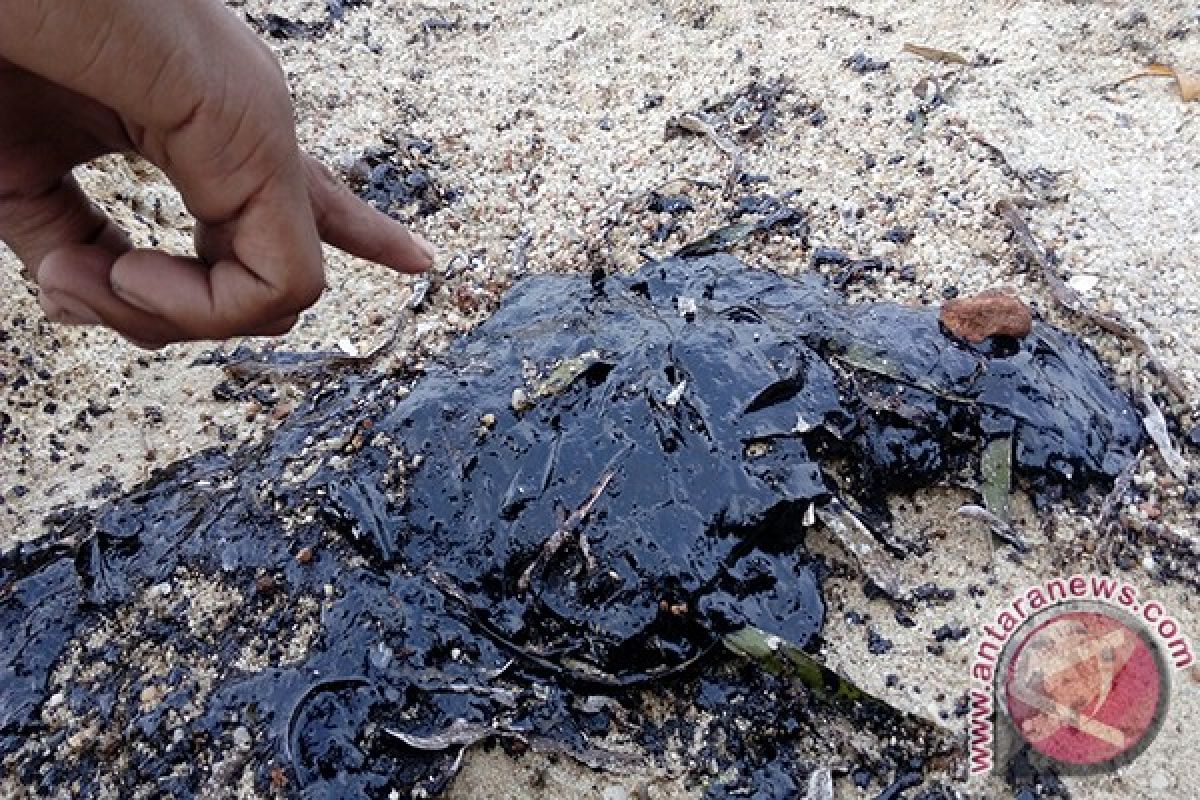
[701,79,794,144]
[931,623,970,643]
[733,194,789,217]
[1116,10,1149,30]
[868,628,894,655]
[347,135,451,219]
[260,13,311,39]
[1185,426,1200,448]
[1006,748,1070,798]
[831,257,888,290]
[649,194,694,215]
[844,52,890,73]
[811,246,849,266]
[326,0,368,22]
[894,609,917,628]
[884,227,914,244]
[941,285,959,300]
[248,1,369,41]
[641,93,665,111]
[421,16,460,33]
[875,771,923,800]
[675,205,807,256]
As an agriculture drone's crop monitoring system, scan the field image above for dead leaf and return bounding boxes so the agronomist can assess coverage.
[806,768,834,800]
[1119,63,1200,102]
[996,199,1190,403]
[903,42,969,66]
[1139,390,1190,481]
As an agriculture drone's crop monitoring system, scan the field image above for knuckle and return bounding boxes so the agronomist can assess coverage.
[275,272,325,315]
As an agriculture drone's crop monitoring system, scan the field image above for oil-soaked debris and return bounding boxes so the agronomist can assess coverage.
[246,1,369,40]
[326,0,369,21]
[676,205,807,257]
[666,80,793,190]
[811,246,850,266]
[1,256,1140,796]
[844,52,891,73]
[648,193,696,215]
[699,79,793,144]
[345,136,454,219]
[1006,748,1070,799]
[200,280,429,393]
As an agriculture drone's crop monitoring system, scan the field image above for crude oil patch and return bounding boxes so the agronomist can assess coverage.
[1,256,1140,797]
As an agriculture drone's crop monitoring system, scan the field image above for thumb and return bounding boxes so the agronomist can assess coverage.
[1,174,129,282]
[36,244,173,347]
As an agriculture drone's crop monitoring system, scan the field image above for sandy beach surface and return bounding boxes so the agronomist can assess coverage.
[2,1,1198,798]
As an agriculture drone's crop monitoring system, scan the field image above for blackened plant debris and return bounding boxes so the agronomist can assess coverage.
[666,79,793,190]
[346,137,452,219]
[205,278,432,390]
[844,52,891,73]
[700,79,794,143]
[676,205,808,257]
[258,13,312,40]
[327,0,370,22]
[648,193,696,215]
[246,1,370,41]
[1,256,1140,797]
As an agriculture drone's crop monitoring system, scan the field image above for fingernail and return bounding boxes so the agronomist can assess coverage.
[45,292,103,326]
[412,232,437,265]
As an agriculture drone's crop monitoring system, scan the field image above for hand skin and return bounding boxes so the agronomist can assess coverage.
[0,0,434,348]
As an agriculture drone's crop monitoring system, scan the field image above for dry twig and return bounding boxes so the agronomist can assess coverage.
[996,199,1189,402]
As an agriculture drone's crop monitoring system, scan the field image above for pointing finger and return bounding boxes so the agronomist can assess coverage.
[305,156,435,274]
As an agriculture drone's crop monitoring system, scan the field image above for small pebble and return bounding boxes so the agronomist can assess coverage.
[940,289,1033,343]
[867,628,893,654]
[1066,274,1099,293]
[233,726,252,749]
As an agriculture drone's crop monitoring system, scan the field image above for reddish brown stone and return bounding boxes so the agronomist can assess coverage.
[939,289,1033,343]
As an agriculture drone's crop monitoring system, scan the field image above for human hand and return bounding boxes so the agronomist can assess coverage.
[0,0,435,348]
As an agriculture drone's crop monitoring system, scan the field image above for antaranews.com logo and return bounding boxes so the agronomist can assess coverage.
[968,574,1192,777]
